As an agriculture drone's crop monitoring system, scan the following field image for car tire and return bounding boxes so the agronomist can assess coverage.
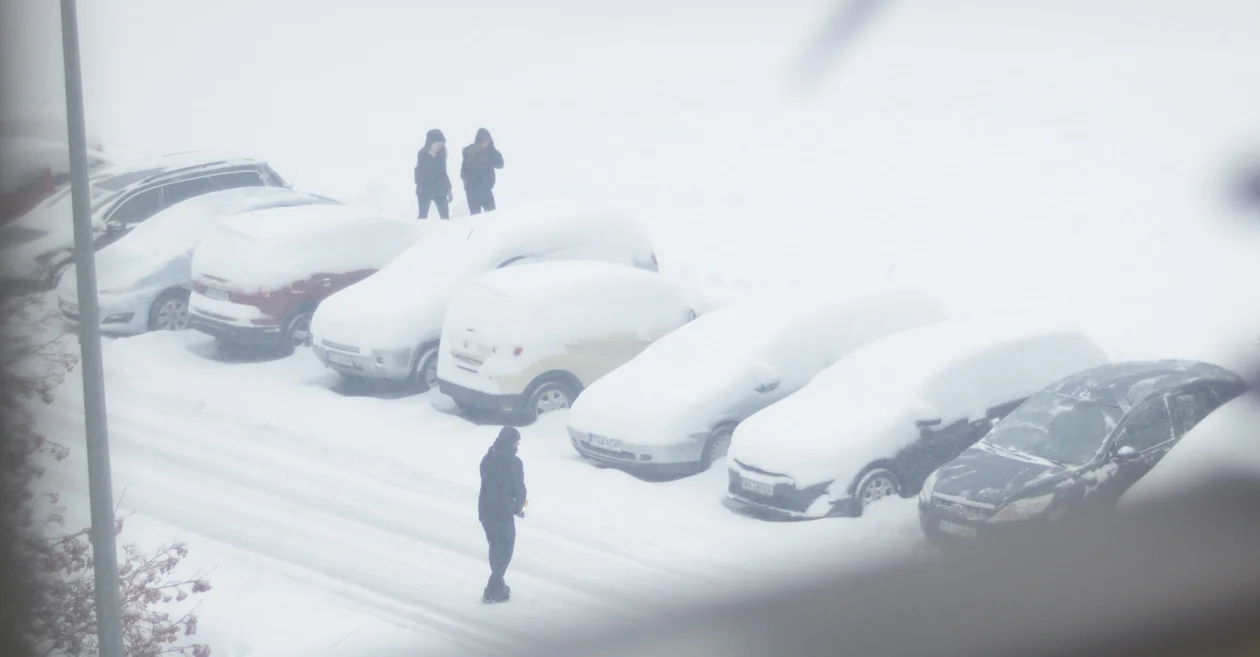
[279,307,315,357]
[409,345,439,392]
[853,467,900,516]
[521,379,576,425]
[148,289,191,332]
[699,424,735,472]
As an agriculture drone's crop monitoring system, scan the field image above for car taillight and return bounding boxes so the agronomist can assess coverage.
[513,346,523,356]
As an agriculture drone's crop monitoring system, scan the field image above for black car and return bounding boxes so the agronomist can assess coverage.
[919,359,1247,544]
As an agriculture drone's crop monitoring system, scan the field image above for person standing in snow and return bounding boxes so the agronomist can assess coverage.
[460,128,504,215]
[478,426,527,603]
[415,128,453,219]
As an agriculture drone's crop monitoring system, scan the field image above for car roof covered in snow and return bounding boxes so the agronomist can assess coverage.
[1045,360,1247,411]
[473,260,667,304]
[90,150,271,193]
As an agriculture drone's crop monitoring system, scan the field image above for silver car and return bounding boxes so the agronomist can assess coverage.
[57,186,338,335]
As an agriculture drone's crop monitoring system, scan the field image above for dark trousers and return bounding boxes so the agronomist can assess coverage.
[417,192,450,219]
[481,517,516,595]
[466,186,496,215]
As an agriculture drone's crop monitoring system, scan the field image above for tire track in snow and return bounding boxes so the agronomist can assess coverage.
[40,390,711,653]
[94,373,716,587]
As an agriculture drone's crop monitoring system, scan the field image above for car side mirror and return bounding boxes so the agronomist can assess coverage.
[1114,445,1139,462]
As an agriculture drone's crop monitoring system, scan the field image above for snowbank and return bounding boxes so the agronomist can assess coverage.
[190,203,424,292]
[1121,393,1260,507]
[566,287,950,445]
[729,316,1110,488]
[310,208,658,353]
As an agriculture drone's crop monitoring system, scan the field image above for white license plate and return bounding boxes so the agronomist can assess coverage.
[325,352,354,367]
[203,287,229,301]
[588,434,622,451]
[939,520,977,538]
[740,478,774,496]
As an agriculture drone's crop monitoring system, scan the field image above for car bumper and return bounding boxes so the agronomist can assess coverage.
[439,378,527,415]
[724,464,840,519]
[918,497,1003,545]
[314,342,413,382]
[59,296,150,335]
[189,311,284,348]
[570,438,700,477]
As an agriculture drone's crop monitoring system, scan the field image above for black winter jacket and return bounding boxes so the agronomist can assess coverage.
[415,150,451,197]
[460,128,504,191]
[479,445,527,522]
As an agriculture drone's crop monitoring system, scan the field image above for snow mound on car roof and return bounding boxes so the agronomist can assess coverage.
[729,316,1110,487]
[190,203,424,291]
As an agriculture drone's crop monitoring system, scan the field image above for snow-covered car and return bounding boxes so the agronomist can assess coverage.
[309,208,659,392]
[437,261,705,423]
[188,204,424,356]
[919,360,1247,544]
[0,151,287,285]
[55,186,339,334]
[0,137,112,225]
[725,317,1110,519]
[564,288,950,477]
[1119,391,1260,507]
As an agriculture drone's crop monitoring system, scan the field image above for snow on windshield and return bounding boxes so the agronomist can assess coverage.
[984,392,1124,466]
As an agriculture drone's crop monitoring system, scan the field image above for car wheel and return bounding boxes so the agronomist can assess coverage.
[527,380,574,422]
[409,347,439,392]
[700,425,735,472]
[854,467,899,516]
[280,309,314,356]
[148,289,190,331]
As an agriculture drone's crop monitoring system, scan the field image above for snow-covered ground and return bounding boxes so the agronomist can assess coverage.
[26,0,1260,656]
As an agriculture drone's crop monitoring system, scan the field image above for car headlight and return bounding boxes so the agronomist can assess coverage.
[987,493,1055,523]
[372,347,412,369]
[919,469,941,504]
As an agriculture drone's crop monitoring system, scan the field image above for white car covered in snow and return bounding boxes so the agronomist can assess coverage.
[437,260,706,423]
[57,186,339,334]
[1120,391,1260,508]
[564,288,949,477]
[188,203,425,356]
[309,208,659,391]
[725,317,1110,519]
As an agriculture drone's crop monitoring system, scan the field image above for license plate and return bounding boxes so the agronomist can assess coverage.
[203,287,229,301]
[588,434,622,451]
[740,478,774,496]
[325,352,354,367]
[939,520,977,538]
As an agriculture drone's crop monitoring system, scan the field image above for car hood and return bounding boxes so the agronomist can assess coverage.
[933,443,1076,507]
[567,359,755,445]
[310,271,464,352]
[730,397,914,489]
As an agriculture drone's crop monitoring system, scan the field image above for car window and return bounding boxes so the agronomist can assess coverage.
[1169,387,1223,438]
[1114,397,1174,453]
[106,187,164,226]
[208,171,266,191]
[161,177,220,207]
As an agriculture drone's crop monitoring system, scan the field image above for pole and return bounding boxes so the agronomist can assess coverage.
[58,2,125,657]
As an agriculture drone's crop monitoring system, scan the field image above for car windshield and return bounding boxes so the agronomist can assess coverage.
[983,391,1124,466]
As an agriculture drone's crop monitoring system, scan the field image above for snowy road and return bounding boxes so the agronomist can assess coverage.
[38,327,925,656]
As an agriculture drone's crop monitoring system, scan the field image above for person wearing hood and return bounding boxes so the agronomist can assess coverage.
[460,128,504,215]
[415,129,453,219]
[478,426,528,603]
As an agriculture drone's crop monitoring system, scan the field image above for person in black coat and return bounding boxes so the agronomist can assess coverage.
[460,128,504,215]
[478,426,527,603]
[415,128,453,219]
